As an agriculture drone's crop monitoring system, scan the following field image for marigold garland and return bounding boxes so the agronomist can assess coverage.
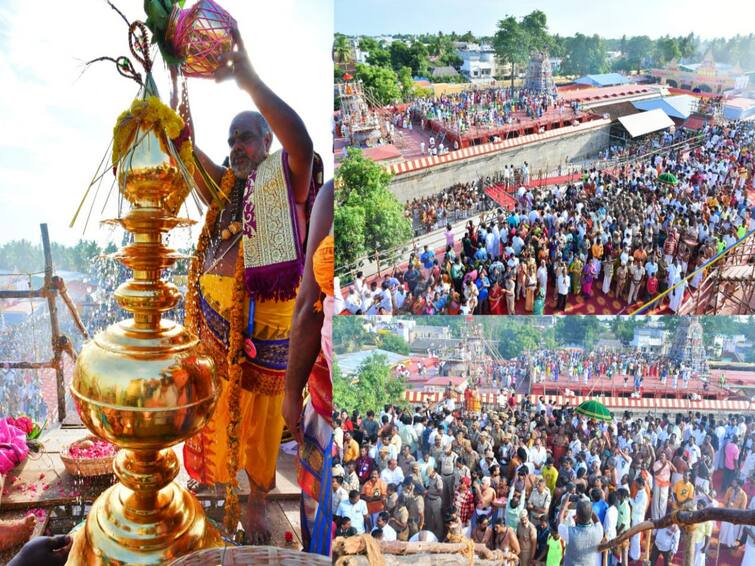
[184,168,245,534]
[223,247,246,533]
[184,169,234,331]
[113,96,178,163]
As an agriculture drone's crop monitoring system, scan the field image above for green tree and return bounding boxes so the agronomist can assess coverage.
[440,52,463,69]
[624,35,654,74]
[335,150,412,269]
[678,33,698,59]
[700,316,747,339]
[354,63,401,105]
[333,33,353,66]
[334,203,366,269]
[333,353,407,414]
[560,34,609,76]
[389,41,412,73]
[376,332,410,355]
[0,239,42,271]
[398,66,414,100]
[555,317,603,349]
[360,37,391,68]
[610,317,642,345]
[655,36,681,67]
[493,16,529,87]
[460,31,475,43]
[495,322,541,359]
[333,316,370,353]
[521,10,550,53]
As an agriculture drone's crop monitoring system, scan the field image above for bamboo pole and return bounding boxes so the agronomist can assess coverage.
[41,223,66,423]
[598,508,755,552]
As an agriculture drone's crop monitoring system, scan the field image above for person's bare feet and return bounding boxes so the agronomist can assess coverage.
[0,515,35,551]
[242,494,271,545]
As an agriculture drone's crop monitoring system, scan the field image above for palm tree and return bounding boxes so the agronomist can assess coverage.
[333,34,353,66]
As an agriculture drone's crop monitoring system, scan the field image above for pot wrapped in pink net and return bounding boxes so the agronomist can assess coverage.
[167,0,238,78]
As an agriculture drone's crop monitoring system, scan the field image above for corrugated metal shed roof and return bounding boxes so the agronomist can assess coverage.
[574,73,629,87]
[633,95,697,119]
[617,108,675,138]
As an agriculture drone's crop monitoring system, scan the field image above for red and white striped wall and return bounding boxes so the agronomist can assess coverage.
[386,118,612,177]
[403,390,753,413]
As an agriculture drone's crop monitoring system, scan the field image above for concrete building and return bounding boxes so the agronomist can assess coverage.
[459,43,498,80]
[651,51,750,94]
[631,327,669,355]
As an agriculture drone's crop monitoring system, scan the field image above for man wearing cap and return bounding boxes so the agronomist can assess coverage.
[627,256,645,305]
[398,445,416,478]
[424,466,445,541]
[615,257,628,301]
[481,449,500,476]
[439,445,459,514]
[528,478,552,521]
[402,479,424,538]
[517,509,538,566]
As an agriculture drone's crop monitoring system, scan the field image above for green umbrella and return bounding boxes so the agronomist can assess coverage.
[658,172,678,186]
[575,399,613,422]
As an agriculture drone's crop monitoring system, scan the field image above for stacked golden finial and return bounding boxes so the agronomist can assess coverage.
[67,69,221,566]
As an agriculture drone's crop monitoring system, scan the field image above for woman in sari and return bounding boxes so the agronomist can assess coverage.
[524,260,537,312]
[477,269,491,314]
[489,281,505,314]
[582,256,598,298]
[412,294,427,316]
[533,287,545,315]
[569,254,583,296]
[447,291,462,315]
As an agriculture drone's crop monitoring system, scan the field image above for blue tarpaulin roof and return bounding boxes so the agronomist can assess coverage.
[633,95,697,120]
[574,73,629,87]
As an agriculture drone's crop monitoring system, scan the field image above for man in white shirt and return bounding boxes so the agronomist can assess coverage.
[529,438,548,473]
[375,511,397,541]
[630,476,649,561]
[650,524,680,566]
[336,490,370,534]
[344,288,362,314]
[381,458,405,487]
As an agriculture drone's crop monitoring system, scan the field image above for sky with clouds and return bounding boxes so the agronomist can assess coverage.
[336,0,755,39]
[0,0,333,247]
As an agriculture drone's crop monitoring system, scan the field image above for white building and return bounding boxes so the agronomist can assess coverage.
[712,334,754,361]
[374,319,416,343]
[631,327,669,355]
[459,43,498,80]
[351,38,369,64]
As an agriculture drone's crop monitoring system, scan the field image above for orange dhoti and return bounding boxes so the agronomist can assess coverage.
[183,273,294,492]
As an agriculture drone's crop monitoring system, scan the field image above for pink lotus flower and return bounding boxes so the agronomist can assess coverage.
[14,416,34,435]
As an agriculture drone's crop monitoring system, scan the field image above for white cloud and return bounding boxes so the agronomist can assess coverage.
[0,0,333,247]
